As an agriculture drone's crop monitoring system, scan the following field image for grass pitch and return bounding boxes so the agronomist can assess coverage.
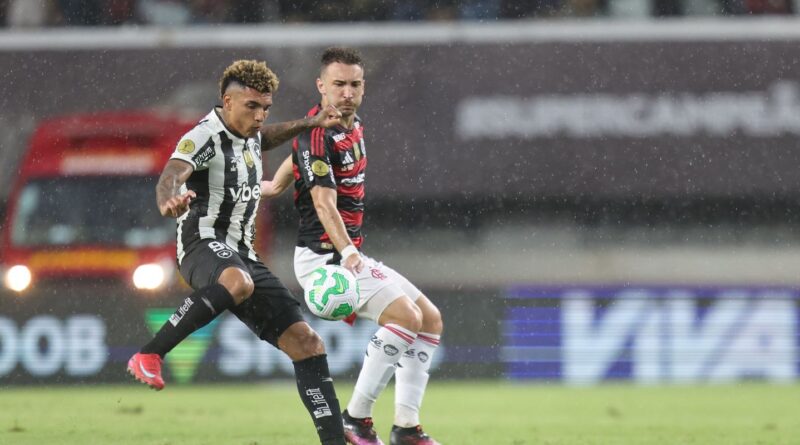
[0,381,797,444]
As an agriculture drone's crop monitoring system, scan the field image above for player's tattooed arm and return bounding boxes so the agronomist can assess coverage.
[259,105,342,150]
[260,155,293,199]
[156,159,195,218]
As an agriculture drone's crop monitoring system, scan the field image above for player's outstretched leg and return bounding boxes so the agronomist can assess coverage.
[127,283,236,390]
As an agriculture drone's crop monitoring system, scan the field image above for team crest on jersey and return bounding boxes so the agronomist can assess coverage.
[177,139,195,154]
[243,150,255,168]
[353,143,362,161]
[247,139,261,157]
[312,160,330,176]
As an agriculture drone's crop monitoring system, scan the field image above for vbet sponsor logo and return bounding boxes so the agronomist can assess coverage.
[503,287,799,384]
[229,182,260,203]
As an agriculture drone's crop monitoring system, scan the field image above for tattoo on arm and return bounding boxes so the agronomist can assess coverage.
[260,118,313,151]
[156,160,193,207]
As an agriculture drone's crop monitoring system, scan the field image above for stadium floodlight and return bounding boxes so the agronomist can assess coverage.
[4,265,32,292]
[132,263,167,290]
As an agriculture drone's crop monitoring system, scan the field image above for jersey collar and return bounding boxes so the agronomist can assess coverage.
[335,114,362,133]
[213,106,249,140]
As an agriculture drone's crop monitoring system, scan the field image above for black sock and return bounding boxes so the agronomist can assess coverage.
[141,283,234,357]
[293,354,346,445]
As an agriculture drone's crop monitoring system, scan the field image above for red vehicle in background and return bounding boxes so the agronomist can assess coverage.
[1,111,273,294]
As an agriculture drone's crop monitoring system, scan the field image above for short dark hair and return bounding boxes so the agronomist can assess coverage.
[219,59,279,98]
[320,47,364,73]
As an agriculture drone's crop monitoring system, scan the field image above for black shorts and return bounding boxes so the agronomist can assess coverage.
[179,238,303,347]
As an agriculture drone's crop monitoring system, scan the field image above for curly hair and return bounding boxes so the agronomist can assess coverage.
[320,47,364,72]
[219,60,279,98]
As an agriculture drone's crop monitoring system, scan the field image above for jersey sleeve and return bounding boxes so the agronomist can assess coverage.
[169,128,215,170]
[295,127,336,189]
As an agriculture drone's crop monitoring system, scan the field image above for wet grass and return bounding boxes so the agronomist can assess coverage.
[0,381,797,444]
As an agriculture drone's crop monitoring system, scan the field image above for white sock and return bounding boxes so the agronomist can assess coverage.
[394,332,440,427]
[347,324,417,419]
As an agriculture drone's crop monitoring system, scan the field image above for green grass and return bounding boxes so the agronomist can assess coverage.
[0,381,797,444]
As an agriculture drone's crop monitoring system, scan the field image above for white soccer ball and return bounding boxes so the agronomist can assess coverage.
[303,265,359,321]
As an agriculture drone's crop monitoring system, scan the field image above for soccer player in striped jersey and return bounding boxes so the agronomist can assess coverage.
[262,48,443,445]
[127,60,347,445]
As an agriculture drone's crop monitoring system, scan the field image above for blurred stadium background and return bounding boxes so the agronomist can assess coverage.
[1,0,800,443]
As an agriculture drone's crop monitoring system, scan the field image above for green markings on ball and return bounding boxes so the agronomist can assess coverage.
[331,271,350,294]
[308,287,326,312]
[306,266,357,319]
[330,303,354,318]
[308,268,352,315]
[311,267,328,286]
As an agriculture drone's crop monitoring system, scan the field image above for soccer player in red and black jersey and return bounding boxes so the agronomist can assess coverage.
[262,48,443,445]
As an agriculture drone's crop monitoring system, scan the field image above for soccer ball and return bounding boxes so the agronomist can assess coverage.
[303,265,359,321]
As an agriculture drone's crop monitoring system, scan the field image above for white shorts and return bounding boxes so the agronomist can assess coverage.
[294,247,423,322]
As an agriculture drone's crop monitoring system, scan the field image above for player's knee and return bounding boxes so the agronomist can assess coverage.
[392,304,423,333]
[218,268,255,304]
[301,331,326,357]
[380,296,424,333]
[229,279,255,303]
[421,303,443,335]
[282,324,326,360]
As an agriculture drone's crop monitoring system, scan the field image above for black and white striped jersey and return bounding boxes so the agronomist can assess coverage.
[169,108,263,263]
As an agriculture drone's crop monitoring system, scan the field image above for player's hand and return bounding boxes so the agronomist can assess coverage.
[342,252,364,275]
[311,104,342,129]
[159,190,195,218]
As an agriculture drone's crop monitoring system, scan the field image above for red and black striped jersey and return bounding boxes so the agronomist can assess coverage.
[292,104,367,255]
